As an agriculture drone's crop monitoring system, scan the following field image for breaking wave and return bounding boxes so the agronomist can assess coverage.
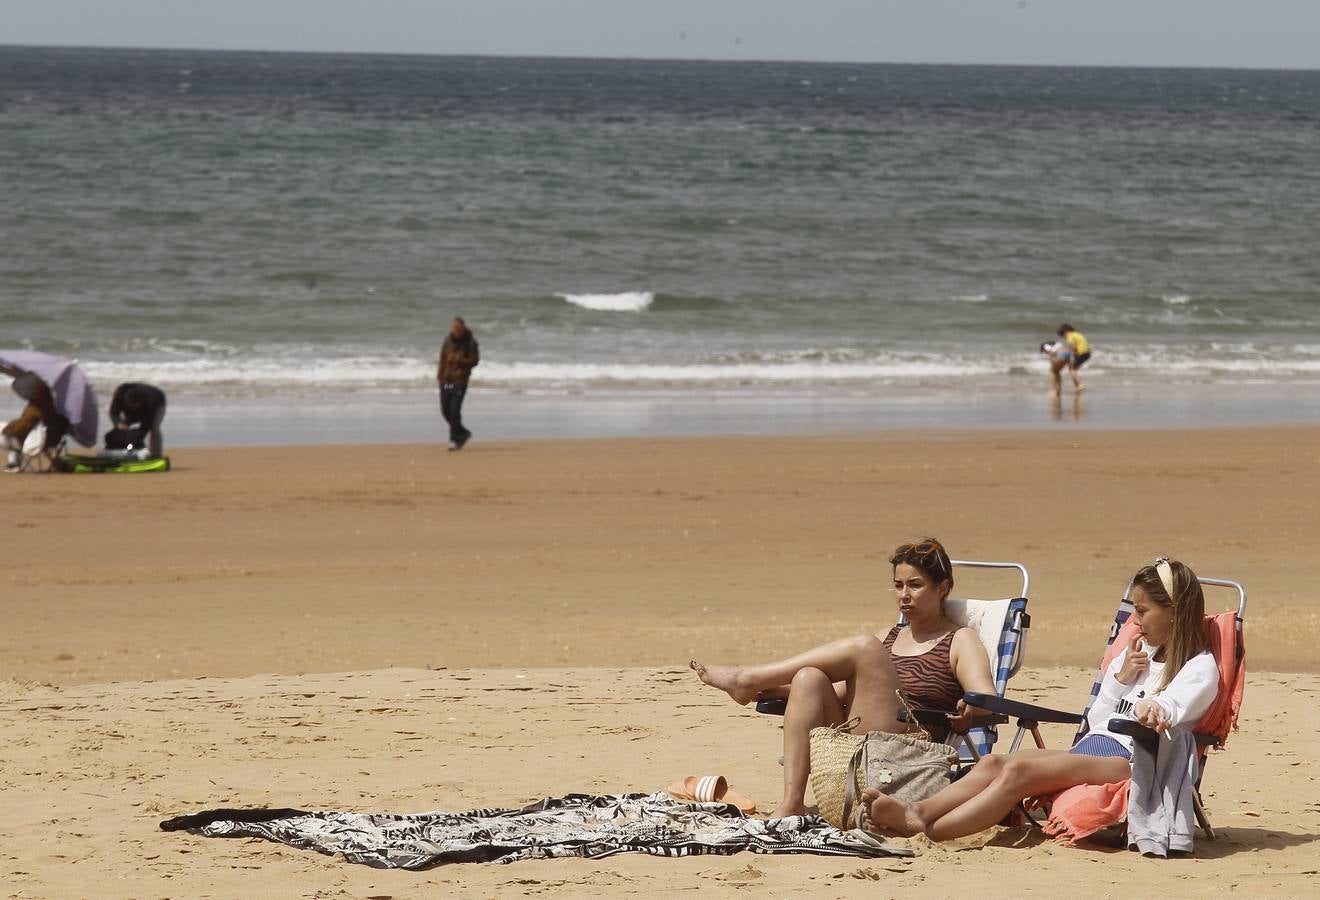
[557,291,654,312]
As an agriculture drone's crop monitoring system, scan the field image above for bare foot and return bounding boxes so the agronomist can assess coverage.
[689,660,758,705]
[863,789,924,837]
[767,801,807,819]
[1074,384,1086,394]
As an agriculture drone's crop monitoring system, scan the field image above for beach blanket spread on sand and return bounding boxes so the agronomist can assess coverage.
[160,792,910,868]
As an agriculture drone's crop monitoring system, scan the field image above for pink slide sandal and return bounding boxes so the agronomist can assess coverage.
[666,775,756,815]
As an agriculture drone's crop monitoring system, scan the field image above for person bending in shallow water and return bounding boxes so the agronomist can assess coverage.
[863,557,1217,842]
[1058,323,1091,394]
[1040,340,1073,397]
[690,538,996,819]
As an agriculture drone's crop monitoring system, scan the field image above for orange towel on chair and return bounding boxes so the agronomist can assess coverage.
[1197,611,1245,746]
[1041,780,1129,845]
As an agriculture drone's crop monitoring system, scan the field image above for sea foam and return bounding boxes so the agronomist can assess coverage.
[557,291,654,312]
[476,360,999,385]
[75,341,1320,397]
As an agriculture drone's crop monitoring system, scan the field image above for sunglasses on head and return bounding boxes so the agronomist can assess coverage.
[895,540,950,575]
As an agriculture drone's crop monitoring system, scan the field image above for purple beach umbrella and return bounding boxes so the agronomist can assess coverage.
[0,350,99,447]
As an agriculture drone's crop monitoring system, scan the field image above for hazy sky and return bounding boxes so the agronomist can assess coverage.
[4,0,1319,69]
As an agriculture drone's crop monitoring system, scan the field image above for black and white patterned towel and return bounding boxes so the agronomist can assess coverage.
[161,791,911,868]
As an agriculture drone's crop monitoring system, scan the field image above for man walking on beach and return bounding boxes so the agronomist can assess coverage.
[437,317,479,451]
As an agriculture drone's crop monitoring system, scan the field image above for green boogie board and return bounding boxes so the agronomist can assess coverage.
[57,455,171,474]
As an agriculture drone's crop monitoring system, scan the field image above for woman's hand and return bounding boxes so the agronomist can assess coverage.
[946,699,975,733]
[1115,634,1148,685]
[1133,698,1171,733]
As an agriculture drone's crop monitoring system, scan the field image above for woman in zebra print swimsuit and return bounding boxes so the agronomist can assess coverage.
[691,537,996,820]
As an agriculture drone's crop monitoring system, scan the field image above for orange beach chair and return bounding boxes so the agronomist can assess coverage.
[964,574,1246,844]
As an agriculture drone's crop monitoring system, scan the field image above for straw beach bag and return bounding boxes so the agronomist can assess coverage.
[809,717,957,831]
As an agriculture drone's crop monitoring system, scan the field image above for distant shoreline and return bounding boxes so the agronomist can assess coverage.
[39,381,1317,448]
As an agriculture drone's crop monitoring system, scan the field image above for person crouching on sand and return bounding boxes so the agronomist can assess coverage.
[690,538,996,819]
[864,557,1217,842]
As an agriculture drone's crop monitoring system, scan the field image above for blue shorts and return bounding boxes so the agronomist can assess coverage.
[1069,734,1131,761]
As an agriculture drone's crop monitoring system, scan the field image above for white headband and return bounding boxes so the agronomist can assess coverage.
[1154,556,1175,599]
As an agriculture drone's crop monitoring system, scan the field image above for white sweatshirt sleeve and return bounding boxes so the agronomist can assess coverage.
[1149,651,1219,729]
[1085,653,1130,733]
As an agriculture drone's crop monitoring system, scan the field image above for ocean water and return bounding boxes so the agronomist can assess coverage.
[3,46,1320,441]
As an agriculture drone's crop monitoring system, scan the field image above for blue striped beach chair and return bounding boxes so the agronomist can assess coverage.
[758,559,1032,769]
[910,559,1031,765]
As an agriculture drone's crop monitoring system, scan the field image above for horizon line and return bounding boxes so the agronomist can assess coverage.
[3,42,1318,74]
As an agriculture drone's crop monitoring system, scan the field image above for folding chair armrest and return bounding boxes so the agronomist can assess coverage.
[1106,718,1218,755]
[899,707,948,730]
[1107,718,1161,755]
[757,699,1008,735]
[898,706,1009,732]
[759,694,1015,733]
[963,692,1083,726]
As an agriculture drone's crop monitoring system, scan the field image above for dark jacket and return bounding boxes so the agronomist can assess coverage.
[110,382,167,427]
[438,332,480,385]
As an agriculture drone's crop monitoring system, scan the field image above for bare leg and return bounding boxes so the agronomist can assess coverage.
[869,749,1130,841]
[1070,365,1085,393]
[691,634,904,729]
[831,635,908,733]
[694,635,910,818]
[772,666,843,819]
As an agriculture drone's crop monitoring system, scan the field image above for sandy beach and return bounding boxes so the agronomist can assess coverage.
[4,427,1319,897]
